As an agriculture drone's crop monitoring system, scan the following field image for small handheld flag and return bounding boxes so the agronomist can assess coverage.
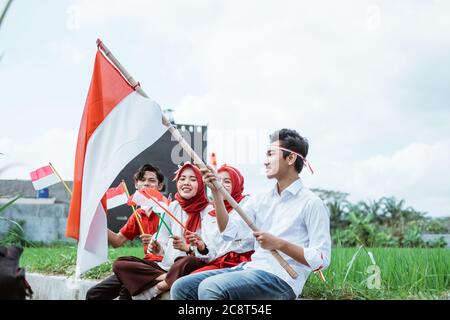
[30,165,60,190]
[106,182,128,209]
[132,188,187,231]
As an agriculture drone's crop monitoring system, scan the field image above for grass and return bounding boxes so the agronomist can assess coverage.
[20,246,450,299]
[20,245,145,279]
[303,247,450,299]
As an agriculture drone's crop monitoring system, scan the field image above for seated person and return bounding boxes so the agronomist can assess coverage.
[171,129,332,300]
[85,164,166,300]
[142,164,255,298]
[112,163,212,299]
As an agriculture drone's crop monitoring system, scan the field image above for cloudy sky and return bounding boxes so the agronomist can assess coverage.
[1,0,449,217]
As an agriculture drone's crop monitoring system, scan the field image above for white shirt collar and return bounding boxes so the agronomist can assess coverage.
[273,177,303,197]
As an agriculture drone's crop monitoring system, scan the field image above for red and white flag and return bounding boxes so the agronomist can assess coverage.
[30,165,59,190]
[65,48,168,276]
[131,187,167,212]
[106,182,128,209]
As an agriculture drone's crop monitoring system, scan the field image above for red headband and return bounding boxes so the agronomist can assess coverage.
[271,146,314,174]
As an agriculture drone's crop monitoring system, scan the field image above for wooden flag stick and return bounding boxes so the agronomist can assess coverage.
[96,39,298,279]
[48,162,72,196]
[121,180,145,235]
[318,270,326,282]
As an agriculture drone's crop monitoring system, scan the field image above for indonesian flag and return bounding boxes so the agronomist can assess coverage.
[65,48,168,276]
[30,165,59,190]
[131,187,168,214]
[106,182,128,209]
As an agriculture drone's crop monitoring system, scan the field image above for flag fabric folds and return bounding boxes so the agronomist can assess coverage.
[65,49,168,276]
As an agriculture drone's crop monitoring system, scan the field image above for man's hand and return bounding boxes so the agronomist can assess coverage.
[200,165,220,192]
[149,239,162,255]
[172,235,190,252]
[253,231,286,251]
[185,230,206,251]
[139,233,152,246]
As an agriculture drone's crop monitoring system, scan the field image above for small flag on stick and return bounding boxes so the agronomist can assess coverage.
[30,165,60,190]
[132,188,187,231]
[106,182,128,209]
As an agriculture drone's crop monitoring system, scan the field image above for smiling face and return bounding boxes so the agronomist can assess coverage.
[219,170,232,194]
[135,171,162,191]
[176,167,199,199]
[264,140,291,179]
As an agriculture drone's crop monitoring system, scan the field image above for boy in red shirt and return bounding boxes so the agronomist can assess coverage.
[86,164,166,300]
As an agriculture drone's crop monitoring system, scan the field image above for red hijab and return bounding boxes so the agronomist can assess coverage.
[209,164,245,216]
[174,163,209,233]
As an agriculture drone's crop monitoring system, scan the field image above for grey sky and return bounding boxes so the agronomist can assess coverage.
[1,0,449,217]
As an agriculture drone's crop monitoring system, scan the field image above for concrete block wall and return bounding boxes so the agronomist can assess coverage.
[0,203,72,244]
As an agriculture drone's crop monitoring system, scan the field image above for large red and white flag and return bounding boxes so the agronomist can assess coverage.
[106,182,128,209]
[65,48,168,276]
[30,165,59,190]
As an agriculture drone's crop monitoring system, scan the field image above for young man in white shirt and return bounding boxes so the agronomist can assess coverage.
[171,129,331,300]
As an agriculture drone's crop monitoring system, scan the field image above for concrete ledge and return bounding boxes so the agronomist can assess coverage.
[27,273,98,300]
[26,272,171,300]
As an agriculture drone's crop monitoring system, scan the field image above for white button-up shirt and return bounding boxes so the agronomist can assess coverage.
[198,197,254,261]
[155,201,214,271]
[221,178,331,297]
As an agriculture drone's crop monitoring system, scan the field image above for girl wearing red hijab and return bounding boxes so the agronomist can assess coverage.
[189,164,254,274]
[150,164,254,298]
[114,163,213,299]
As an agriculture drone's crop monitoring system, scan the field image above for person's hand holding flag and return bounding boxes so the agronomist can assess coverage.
[148,237,163,255]
[185,230,206,252]
[139,233,153,246]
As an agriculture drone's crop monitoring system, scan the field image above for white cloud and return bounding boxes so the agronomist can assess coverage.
[48,40,86,64]
[1,0,450,217]
[0,128,77,181]
[316,141,450,217]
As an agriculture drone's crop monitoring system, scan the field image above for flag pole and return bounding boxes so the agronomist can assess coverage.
[121,180,145,235]
[48,162,72,196]
[96,39,299,279]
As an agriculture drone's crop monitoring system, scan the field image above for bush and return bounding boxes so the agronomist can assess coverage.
[402,225,425,248]
[425,237,448,248]
[0,220,32,247]
[420,219,448,234]
[315,189,448,248]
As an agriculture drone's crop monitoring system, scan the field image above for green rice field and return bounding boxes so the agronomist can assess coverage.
[20,246,450,300]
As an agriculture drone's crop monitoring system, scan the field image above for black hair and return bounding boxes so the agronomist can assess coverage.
[269,129,309,173]
[134,164,165,191]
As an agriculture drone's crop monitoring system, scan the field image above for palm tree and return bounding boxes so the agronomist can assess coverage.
[380,197,405,222]
[360,199,386,226]
[312,188,350,229]
[380,196,427,243]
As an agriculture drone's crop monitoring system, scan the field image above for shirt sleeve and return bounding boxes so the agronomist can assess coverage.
[302,198,332,272]
[119,214,139,241]
[194,243,217,262]
[221,195,258,242]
